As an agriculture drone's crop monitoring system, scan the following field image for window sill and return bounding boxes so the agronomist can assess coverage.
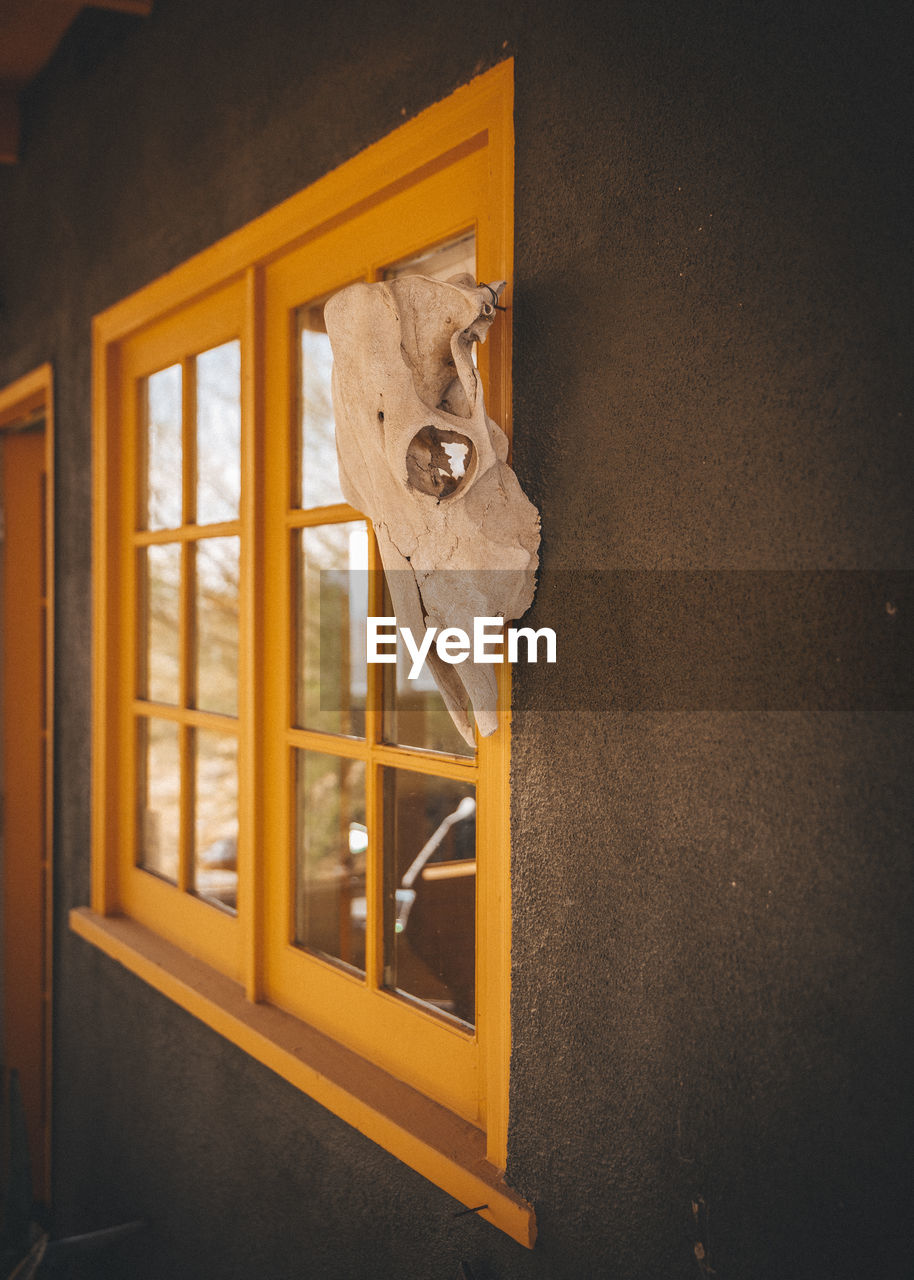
[69,907,535,1248]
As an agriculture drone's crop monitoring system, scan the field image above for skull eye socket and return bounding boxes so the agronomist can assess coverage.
[405,425,475,499]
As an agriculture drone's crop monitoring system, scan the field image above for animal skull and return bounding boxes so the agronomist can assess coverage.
[325,273,540,745]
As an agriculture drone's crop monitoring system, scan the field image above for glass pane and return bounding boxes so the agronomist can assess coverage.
[194,730,238,913]
[196,340,241,525]
[141,543,181,705]
[195,536,239,716]
[383,768,476,1026]
[298,301,344,509]
[145,363,182,530]
[382,230,475,283]
[380,579,474,758]
[382,660,475,758]
[294,751,367,973]
[296,522,367,737]
[138,718,181,883]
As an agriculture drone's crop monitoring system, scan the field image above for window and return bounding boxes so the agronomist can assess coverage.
[77,62,534,1246]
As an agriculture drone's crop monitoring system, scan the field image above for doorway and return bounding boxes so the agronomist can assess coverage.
[0,365,53,1204]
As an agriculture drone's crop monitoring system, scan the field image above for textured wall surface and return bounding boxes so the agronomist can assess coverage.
[0,1,911,1277]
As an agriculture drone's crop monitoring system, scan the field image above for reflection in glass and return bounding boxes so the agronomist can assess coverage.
[145,363,182,530]
[138,718,181,883]
[298,302,344,510]
[294,751,367,972]
[383,768,476,1026]
[141,543,181,705]
[196,340,241,526]
[381,579,474,758]
[195,536,239,716]
[194,730,238,912]
[296,522,367,737]
[382,230,475,283]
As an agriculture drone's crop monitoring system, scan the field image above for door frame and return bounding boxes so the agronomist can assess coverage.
[0,363,54,1203]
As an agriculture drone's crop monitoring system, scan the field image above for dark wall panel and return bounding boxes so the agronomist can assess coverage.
[0,1,911,1276]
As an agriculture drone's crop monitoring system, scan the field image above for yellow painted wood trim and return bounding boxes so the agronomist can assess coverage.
[133,520,242,545]
[0,362,56,1199]
[132,702,240,733]
[368,739,479,779]
[479,665,513,1166]
[240,264,266,1001]
[92,328,120,914]
[93,63,513,346]
[287,502,361,528]
[0,363,52,428]
[70,907,535,1248]
[120,863,241,979]
[285,727,479,779]
[41,372,56,1201]
[117,278,246,379]
[265,932,480,1123]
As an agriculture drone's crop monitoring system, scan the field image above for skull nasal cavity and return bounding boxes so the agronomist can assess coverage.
[405,426,475,498]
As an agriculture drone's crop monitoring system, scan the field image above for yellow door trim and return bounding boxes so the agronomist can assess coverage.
[0,362,54,1203]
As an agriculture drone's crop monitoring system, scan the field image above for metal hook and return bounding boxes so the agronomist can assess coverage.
[480,283,506,311]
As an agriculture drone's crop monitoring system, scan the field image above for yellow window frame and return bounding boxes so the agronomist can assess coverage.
[262,146,491,1126]
[75,60,534,1247]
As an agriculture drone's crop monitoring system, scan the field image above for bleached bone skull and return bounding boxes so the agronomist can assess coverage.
[325,273,540,745]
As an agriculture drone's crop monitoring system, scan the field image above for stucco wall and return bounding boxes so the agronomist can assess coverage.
[0,1,911,1276]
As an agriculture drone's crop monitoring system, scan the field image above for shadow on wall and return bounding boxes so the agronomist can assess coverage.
[1,1068,145,1279]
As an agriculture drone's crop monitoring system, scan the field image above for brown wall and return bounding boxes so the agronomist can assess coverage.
[0,1,911,1276]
